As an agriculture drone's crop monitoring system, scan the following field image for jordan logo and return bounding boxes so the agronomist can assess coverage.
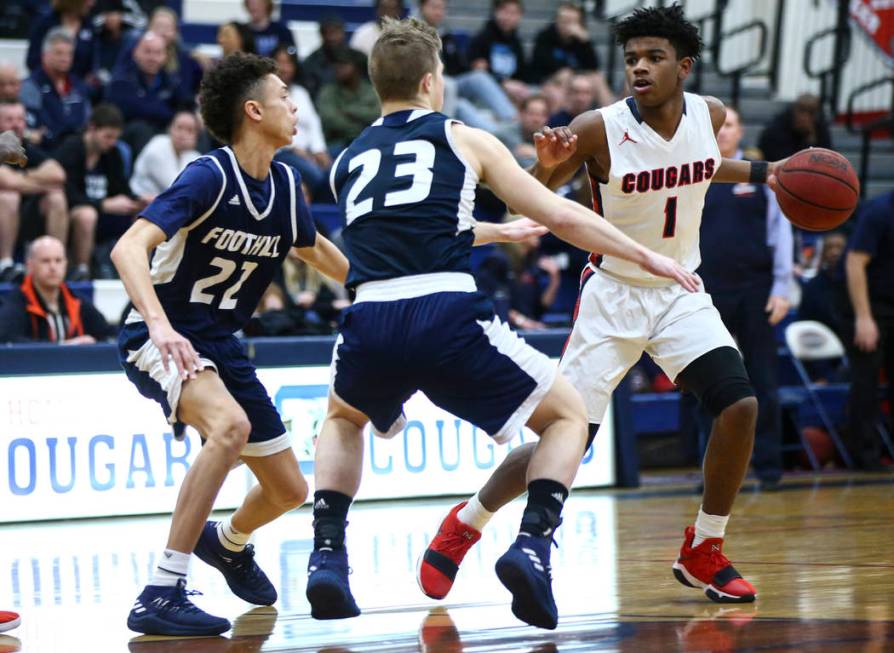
[618,130,638,146]
[228,194,241,206]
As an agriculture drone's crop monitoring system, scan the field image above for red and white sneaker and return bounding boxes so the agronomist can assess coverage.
[417,502,482,600]
[672,526,756,603]
[0,611,20,633]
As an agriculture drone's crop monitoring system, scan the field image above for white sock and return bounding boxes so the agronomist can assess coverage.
[151,549,190,587]
[456,493,494,531]
[217,517,250,552]
[0,258,12,269]
[692,507,729,547]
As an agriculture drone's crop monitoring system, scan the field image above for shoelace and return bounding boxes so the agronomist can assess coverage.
[158,580,205,615]
[228,544,263,580]
[434,528,478,560]
[313,550,354,575]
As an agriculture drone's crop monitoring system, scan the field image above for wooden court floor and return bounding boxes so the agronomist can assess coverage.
[1,472,892,652]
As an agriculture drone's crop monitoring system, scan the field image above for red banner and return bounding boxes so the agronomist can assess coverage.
[850,0,894,66]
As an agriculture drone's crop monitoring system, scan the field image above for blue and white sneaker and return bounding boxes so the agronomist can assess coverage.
[494,535,558,630]
[306,548,360,619]
[127,579,230,636]
[194,521,277,605]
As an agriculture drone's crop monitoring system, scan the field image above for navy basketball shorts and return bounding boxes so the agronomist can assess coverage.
[118,321,289,456]
[331,285,557,443]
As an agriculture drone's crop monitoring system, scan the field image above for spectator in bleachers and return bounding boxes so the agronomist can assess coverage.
[0,235,114,343]
[54,104,146,280]
[147,7,203,99]
[350,0,405,56]
[0,100,68,282]
[26,0,97,82]
[270,44,330,199]
[507,94,549,166]
[0,64,23,103]
[540,68,571,116]
[531,2,613,107]
[106,30,194,157]
[244,0,295,57]
[129,110,200,199]
[92,0,140,86]
[843,190,894,471]
[316,47,380,154]
[468,0,530,104]
[21,27,92,152]
[302,16,367,98]
[757,93,832,162]
[217,21,257,57]
[418,0,519,138]
[548,72,595,127]
[696,106,793,490]
[798,230,847,338]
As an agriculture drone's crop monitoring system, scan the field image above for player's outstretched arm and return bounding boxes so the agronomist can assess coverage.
[111,219,202,378]
[292,234,349,285]
[454,124,700,292]
[473,218,548,246]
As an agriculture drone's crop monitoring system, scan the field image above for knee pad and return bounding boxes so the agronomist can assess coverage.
[676,347,755,417]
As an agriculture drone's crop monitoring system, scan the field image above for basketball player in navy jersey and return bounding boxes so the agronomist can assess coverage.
[304,17,701,630]
[111,54,353,637]
[420,5,790,607]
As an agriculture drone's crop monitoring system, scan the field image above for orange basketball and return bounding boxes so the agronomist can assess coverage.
[774,148,859,231]
[798,426,836,469]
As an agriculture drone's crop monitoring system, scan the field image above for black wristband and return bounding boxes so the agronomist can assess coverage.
[749,160,769,184]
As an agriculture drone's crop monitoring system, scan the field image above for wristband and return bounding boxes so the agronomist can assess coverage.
[749,160,769,184]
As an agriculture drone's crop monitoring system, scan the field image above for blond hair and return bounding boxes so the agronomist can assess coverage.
[369,17,442,102]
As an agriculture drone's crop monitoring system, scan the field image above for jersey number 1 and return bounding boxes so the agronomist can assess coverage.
[663,196,678,238]
[344,140,435,223]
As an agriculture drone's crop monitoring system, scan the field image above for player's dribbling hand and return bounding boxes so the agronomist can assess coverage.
[149,321,203,380]
[0,130,27,167]
[640,251,700,292]
[534,125,577,169]
[766,157,788,192]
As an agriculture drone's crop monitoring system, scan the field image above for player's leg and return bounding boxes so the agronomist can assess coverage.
[187,346,307,606]
[418,270,639,602]
[305,390,370,619]
[120,325,247,635]
[305,313,414,620]
[648,289,758,603]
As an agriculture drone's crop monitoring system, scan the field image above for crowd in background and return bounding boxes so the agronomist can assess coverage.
[0,0,891,471]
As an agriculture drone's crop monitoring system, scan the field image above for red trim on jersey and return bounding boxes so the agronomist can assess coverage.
[561,265,596,359]
[588,173,604,270]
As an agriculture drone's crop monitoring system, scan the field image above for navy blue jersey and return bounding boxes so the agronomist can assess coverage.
[330,110,478,289]
[134,147,316,338]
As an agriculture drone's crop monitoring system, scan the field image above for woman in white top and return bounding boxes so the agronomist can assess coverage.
[271,44,332,200]
[129,110,201,199]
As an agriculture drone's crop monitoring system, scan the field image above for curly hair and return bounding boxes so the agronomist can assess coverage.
[614,4,703,61]
[199,53,277,144]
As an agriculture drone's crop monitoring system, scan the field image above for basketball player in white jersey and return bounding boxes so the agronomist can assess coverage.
[418,4,789,605]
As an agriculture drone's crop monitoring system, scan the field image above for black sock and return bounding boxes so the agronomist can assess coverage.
[312,490,352,550]
[520,479,568,538]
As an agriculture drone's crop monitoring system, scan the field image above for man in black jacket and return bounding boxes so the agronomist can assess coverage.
[54,104,146,280]
[0,235,114,343]
[469,0,529,103]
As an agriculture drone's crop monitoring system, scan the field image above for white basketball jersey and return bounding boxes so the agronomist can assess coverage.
[589,92,720,285]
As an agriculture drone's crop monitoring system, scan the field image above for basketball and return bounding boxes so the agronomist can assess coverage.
[774,148,860,231]
[798,426,837,469]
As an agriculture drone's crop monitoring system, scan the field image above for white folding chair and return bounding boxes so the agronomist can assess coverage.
[783,321,854,469]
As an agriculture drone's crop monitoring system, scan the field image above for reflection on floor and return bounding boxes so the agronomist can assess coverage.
[1,474,893,652]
